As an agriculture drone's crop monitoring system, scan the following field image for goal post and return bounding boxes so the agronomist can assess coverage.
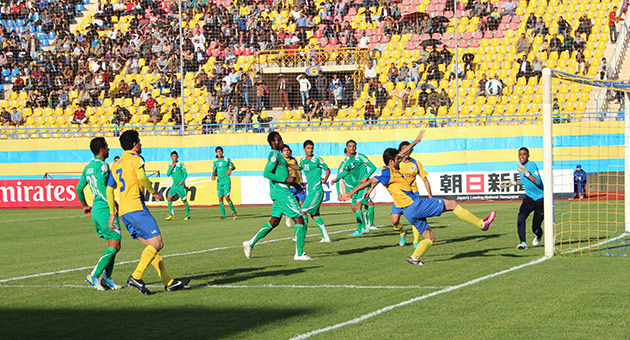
[542,68,630,257]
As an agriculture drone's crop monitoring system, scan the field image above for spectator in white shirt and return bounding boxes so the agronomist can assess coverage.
[297,74,312,107]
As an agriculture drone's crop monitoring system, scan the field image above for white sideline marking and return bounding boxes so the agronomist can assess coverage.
[0,284,449,290]
[0,215,85,224]
[562,232,630,254]
[289,257,550,340]
[0,227,367,283]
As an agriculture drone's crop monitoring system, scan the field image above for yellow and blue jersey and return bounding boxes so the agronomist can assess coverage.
[285,156,303,184]
[107,150,146,216]
[398,158,428,193]
[374,166,418,208]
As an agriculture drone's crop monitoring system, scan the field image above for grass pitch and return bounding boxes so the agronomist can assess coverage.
[1,203,629,339]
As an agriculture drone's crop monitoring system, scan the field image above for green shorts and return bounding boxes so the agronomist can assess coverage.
[167,185,188,201]
[352,187,370,205]
[217,181,231,197]
[91,203,122,240]
[301,189,324,216]
[270,191,303,219]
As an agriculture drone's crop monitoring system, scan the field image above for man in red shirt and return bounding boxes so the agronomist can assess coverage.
[609,6,622,43]
[72,107,88,125]
[144,94,162,124]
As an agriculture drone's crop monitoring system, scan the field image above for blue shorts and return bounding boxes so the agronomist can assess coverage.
[121,208,161,240]
[290,186,307,203]
[391,202,404,215]
[402,198,445,234]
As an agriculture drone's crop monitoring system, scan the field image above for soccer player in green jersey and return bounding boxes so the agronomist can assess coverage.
[243,131,311,260]
[332,140,378,236]
[300,140,331,242]
[212,146,238,220]
[76,137,123,291]
[165,151,190,220]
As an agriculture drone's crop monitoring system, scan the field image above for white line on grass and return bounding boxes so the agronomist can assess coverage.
[289,256,550,340]
[0,227,366,283]
[0,283,450,290]
[562,232,630,254]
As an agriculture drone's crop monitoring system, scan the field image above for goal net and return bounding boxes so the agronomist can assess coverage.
[543,69,630,257]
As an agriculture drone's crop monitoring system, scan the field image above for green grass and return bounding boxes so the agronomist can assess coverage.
[1,203,629,339]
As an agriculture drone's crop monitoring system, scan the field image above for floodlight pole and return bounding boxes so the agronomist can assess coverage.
[542,68,554,257]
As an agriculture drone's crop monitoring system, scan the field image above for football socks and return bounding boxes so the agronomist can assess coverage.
[184,201,190,217]
[313,216,329,240]
[452,205,485,229]
[219,202,226,217]
[354,210,365,233]
[168,201,174,216]
[294,223,307,256]
[90,247,117,279]
[228,201,236,214]
[411,238,434,259]
[151,253,173,286]
[250,222,274,247]
[132,245,158,280]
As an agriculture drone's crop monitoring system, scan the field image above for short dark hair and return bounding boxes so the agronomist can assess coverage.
[267,131,280,146]
[346,139,356,147]
[343,147,347,154]
[303,140,314,148]
[119,130,139,151]
[282,144,292,152]
[383,148,399,165]
[519,147,529,154]
[215,146,223,153]
[90,137,107,156]
[114,156,120,161]
[398,141,410,152]
[171,151,178,156]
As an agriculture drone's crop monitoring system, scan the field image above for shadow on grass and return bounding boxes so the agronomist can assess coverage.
[335,244,395,255]
[0,307,311,339]
[433,247,521,262]
[182,266,323,285]
[438,233,502,245]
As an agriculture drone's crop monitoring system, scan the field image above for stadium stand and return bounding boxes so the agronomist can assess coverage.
[0,0,623,138]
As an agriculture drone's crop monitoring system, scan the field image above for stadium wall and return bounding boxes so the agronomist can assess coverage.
[0,123,623,207]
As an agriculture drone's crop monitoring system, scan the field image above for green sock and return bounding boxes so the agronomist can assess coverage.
[228,201,236,213]
[104,251,118,279]
[168,201,174,216]
[219,202,226,217]
[314,216,330,239]
[355,211,365,233]
[90,247,117,278]
[184,201,190,217]
[250,222,274,247]
[367,205,375,228]
[295,223,306,256]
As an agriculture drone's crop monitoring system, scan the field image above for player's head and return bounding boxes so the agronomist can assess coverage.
[171,151,178,162]
[383,148,402,169]
[267,131,283,150]
[282,144,292,158]
[346,140,357,155]
[398,141,411,160]
[518,147,529,164]
[343,147,348,156]
[303,140,314,156]
[90,137,109,159]
[114,156,120,162]
[120,130,141,153]
[215,146,223,158]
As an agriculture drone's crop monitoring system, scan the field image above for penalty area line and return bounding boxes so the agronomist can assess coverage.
[0,283,451,290]
[0,227,368,283]
[289,256,550,340]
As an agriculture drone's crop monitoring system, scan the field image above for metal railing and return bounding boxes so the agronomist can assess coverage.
[1,111,619,139]
[595,12,630,112]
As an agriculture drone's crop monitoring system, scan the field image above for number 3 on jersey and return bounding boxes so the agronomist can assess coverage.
[116,168,126,192]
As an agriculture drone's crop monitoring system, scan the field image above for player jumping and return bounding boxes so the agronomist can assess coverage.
[212,146,238,220]
[165,151,190,220]
[340,130,496,265]
[107,130,189,294]
[242,131,312,260]
[76,137,123,291]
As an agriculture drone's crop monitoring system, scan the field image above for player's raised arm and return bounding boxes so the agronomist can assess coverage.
[399,130,425,158]
[360,154,377,178]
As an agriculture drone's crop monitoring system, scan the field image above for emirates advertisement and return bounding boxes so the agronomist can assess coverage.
[0,179,80,208]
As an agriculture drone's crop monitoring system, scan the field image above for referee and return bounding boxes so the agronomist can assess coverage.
[515,147,544,249]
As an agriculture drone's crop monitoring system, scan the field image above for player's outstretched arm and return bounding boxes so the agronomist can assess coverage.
[422,177,433,198]
[399,130,425,158]
[340,177,379,201]
[263,157,288,183]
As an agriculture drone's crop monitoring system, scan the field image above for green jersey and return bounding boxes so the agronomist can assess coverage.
[300,155,329,192]
[263,149,291,198]
[167,161,187,186]
[338,153,376,187]
[213,157,235,183]
[76,158,110,206]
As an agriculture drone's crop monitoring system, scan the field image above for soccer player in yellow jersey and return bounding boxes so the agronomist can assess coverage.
[340,130,496,266]
[282,145,305,228]
[392,141,434,248]
[106,130,189,294]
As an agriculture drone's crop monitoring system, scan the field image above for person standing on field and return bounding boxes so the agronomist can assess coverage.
[515,147,544,249]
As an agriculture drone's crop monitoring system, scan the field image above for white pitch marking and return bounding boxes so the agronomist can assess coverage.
[561,232,630,254]
[0,283,449,290]
[0,227,370,283]
[289,256,550,340]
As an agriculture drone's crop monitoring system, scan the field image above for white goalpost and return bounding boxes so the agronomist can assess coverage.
[542,68,630,257]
